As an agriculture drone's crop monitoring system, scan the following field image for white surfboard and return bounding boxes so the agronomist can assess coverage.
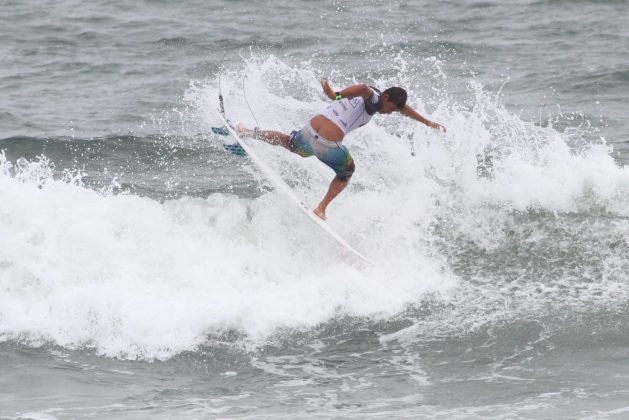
[215,110,368,263]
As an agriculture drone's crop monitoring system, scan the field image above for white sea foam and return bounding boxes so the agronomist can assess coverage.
[0,149,453,359]
[1,56,627,359]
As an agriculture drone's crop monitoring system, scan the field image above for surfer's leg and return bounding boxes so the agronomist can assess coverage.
[312,145,355,220]
[236,125,292,149]
[314,174,351,221]
[258,130,292,148]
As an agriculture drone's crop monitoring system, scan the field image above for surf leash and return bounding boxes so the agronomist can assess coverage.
[242,74,260,129]
[218,70,225,117]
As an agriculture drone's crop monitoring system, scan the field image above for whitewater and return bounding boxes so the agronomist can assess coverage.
[2,0,629,417]
[2,57,627,361]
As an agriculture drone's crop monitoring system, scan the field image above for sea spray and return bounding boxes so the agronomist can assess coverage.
[1,55,627,360]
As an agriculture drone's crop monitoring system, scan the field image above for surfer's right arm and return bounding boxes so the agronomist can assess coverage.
[321,80,374,101]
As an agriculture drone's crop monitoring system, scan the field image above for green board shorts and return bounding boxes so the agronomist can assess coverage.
[289,123,355,181]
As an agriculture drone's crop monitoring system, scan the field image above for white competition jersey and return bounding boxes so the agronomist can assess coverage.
[320,88,380,135]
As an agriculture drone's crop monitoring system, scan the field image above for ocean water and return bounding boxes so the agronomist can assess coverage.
[1,0,629,418]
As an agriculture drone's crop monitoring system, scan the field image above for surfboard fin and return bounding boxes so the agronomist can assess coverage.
[211,126,229,136]
[223,143,246,156]
[211,123,247,156]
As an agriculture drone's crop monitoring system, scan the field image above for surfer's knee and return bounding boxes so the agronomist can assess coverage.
[336,159,354,182]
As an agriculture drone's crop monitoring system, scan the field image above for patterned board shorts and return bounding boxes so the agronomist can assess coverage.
[289,124,355,181]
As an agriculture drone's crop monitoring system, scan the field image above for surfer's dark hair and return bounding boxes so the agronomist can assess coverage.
[383,87,407,109]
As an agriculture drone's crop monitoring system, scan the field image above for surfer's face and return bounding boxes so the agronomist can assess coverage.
[379,94,401,114]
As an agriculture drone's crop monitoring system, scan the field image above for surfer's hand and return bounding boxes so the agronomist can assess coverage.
[321,79,335,100]
[429,121,446,132]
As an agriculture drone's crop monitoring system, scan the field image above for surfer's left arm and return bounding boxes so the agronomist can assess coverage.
[400,105,446,132]
[321,80,374,101]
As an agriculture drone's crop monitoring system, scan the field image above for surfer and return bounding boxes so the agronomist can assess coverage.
[237,80,446,220]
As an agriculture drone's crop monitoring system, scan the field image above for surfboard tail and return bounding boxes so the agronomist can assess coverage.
[211,125,247,156]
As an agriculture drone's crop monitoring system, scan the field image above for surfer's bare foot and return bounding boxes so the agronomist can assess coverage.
[313,207,327,221]
[236,124,251,137]
[236,124,262,139]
